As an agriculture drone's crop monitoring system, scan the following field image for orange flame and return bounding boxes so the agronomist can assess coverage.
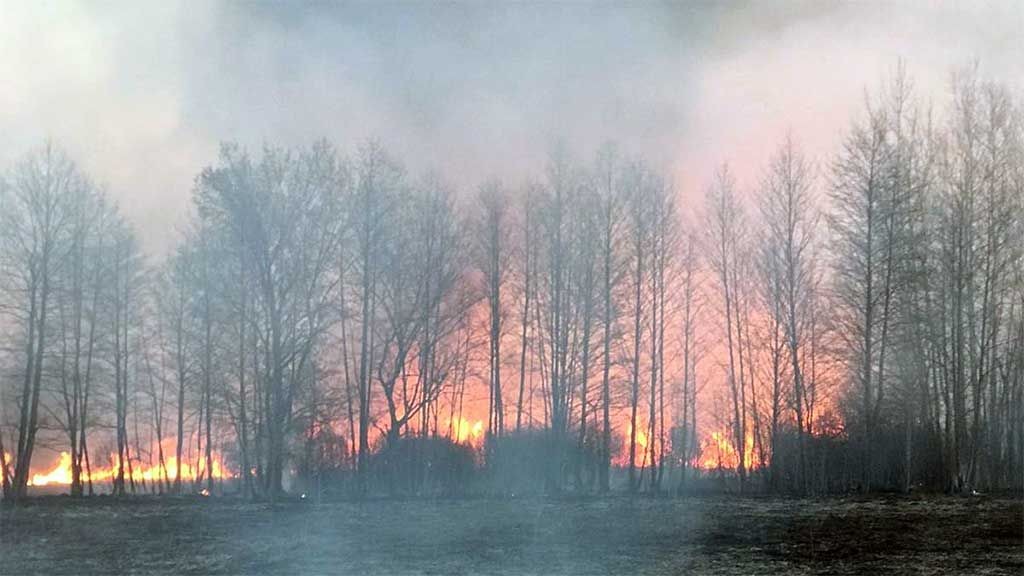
[627,422,649,450]
[611,422,653,466]
[696,430,758,471]
[27,449,230,488]
[448,418,484,445]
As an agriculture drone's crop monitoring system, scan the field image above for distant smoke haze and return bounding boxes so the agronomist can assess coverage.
[2,1,1022,253]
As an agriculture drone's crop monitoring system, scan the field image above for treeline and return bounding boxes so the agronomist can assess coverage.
[1,67,1022,501]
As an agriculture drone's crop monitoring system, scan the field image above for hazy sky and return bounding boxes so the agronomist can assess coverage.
[3,1,1022,253]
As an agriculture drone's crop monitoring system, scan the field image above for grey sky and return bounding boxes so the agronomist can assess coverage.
[2,1,1022,253]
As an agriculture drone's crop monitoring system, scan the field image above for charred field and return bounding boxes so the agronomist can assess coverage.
[1,495,1021,575]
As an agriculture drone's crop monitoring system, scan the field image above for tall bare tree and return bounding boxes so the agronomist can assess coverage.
[1,144,79,500]
[195,141,347,498]
[758,135,819,492]
[592,145,625,492]
[476,181,511,440]
[705,164,749,492]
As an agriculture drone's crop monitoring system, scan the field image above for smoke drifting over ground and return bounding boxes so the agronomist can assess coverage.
[3,497,1020,574]
[2,2,1021,252]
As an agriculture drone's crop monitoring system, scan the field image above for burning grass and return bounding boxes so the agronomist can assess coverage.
[0,495,1020,575]
[25,450,230,489]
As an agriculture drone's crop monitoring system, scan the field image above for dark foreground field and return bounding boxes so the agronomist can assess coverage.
[1,495,1021,575]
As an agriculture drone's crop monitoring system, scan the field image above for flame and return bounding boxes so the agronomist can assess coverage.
[626,422,649,450]
[448,418,485,445]
[28,452,74,486]
[611,422,653,466]
[696,430,757,471]
[27,449,230,488]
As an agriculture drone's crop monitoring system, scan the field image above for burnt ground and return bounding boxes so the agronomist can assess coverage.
[0,495,1021,575]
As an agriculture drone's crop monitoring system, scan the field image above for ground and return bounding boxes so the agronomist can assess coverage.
[1,495,1021,575]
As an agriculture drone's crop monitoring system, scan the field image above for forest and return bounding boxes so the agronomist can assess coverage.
[1,66,1023,505]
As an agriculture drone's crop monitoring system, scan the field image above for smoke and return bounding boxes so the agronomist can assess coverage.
[2,2,1021,252]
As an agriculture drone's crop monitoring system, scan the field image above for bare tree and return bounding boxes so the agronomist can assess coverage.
[109,215,144,496]
[758,135,819,493]
[592,145,625,492]
[705,164,749,492]
[623,162,651,492]
[0,144,79,500]
[515,184,541,432]
[675,229,703,493]
[154,242,199,493]
[373,175,467,446]
[349,142,401,495]
[195,141,347,498]
[536,146,579,493]
[475,181,511,440]
[52,181,113,496]
[830,94,898,490]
